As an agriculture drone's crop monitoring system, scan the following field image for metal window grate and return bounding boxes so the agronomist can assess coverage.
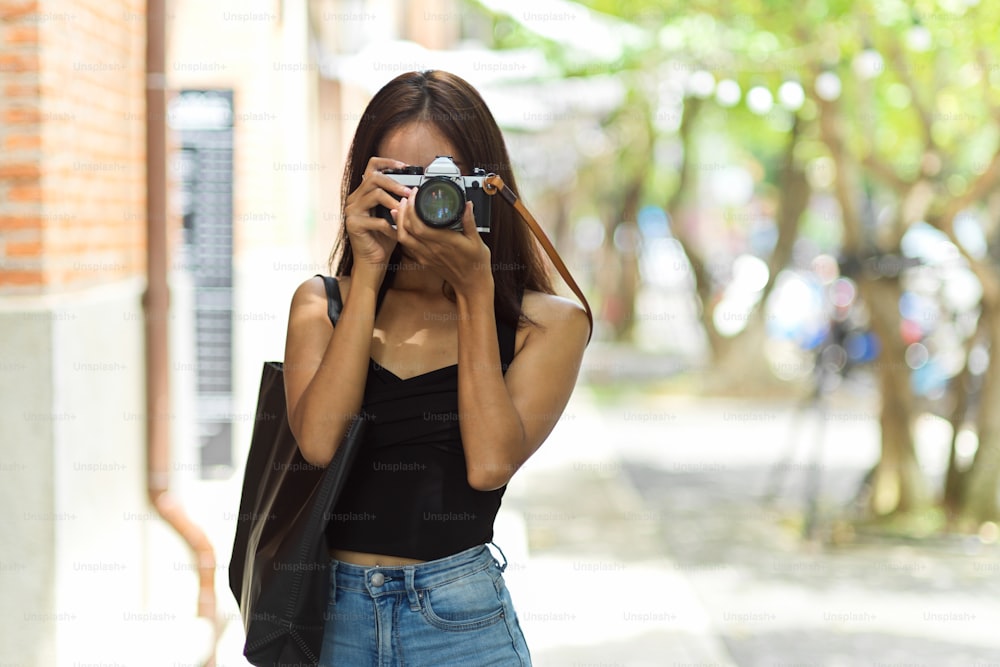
[170,89,235,476]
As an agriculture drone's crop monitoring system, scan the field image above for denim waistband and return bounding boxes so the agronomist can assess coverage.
[329,543,507,607]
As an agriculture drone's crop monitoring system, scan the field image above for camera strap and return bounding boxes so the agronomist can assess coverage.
[484,174,593,343]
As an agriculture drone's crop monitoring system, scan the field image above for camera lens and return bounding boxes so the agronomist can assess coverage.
[415,178,465,228]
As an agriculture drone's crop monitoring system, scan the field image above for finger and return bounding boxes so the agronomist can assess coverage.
[363,156,407,179]
[460,201,477,238]
[346,177,409,221]
[396,189,428,241]
[346,206,399,242]
[392,197,412,247]
[347,172,410,204]
[362,157,415,198]
[395,196,435,263]
[373,219,398,244]
[367,172,415,199]
[349,212,397,236]
[346,188,409,223]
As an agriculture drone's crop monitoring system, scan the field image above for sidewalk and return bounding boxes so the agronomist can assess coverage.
[497,388,735,667]
[601,392,1000,666]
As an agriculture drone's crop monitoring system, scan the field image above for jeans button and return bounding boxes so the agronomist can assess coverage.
[371,572,385,587]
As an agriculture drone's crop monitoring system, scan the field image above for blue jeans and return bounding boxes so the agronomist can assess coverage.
[318,544,532,666]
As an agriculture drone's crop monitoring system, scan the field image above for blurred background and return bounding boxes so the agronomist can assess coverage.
[2,0,1000,665]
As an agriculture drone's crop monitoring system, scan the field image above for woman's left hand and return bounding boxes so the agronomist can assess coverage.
[391,191,493,296]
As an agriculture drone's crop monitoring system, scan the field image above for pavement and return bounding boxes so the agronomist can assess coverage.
[496,387,736,667]
[574,383,1000,667]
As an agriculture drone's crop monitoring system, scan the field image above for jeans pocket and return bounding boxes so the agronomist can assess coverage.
[419,567,506,632]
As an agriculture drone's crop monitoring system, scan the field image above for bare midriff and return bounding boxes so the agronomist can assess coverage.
[330,548,426,567]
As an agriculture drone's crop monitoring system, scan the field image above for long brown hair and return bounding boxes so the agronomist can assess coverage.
[330,70,553,329]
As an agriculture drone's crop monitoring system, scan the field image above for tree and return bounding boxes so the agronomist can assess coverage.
[589,0,1000,523]
[796,0,1000,522]
[473,0,1000,524]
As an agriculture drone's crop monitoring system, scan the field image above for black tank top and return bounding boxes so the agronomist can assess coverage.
[324,277,518,561]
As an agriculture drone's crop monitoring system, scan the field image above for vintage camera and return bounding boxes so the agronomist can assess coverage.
[375,156,491,232]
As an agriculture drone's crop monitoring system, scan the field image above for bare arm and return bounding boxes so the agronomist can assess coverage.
[284,156,409,466]
[283,274,381,466]
[456,286,590,491]
[391,191,589,490]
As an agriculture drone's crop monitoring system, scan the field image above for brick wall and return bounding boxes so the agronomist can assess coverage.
[0,0,42,288]
[0,0,146,294]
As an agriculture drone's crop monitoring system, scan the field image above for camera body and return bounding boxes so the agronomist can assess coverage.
[375,156,491,232]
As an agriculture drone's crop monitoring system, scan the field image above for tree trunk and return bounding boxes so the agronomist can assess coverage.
[711,115,811,390]
[596,170,644,341]
[812,89,930,517]
[862,277,929,515]
[942,360,973,520]
[671,217,727,359]
[960,304,1000,524]
[552,190,571,252]
[761,115,810,303]
[595,228,626,337]
[922,159,1000,527]
[663,97,729,360]
[941,313,985,520]
[596,92,655,343]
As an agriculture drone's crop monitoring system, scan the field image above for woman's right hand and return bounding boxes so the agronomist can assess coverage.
[343,157,413,276]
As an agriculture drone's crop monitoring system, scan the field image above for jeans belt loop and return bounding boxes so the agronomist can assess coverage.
[328,559,339,607]
[487,541,508,573]
[404,566,420,611]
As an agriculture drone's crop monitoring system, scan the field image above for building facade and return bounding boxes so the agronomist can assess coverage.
[0,0,473,663]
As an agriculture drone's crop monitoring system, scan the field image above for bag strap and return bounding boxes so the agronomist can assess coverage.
[484,174,593,343]
[317,274,391,327]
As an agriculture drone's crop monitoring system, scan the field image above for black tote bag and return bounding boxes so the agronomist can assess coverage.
[229,275,364,666]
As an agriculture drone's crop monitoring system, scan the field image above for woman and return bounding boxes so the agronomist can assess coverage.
[283,70,589,666]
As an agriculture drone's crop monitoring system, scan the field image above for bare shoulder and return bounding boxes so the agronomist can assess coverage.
[289,274,348,326]
[290,275,328,311]
[520,290,590,346]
